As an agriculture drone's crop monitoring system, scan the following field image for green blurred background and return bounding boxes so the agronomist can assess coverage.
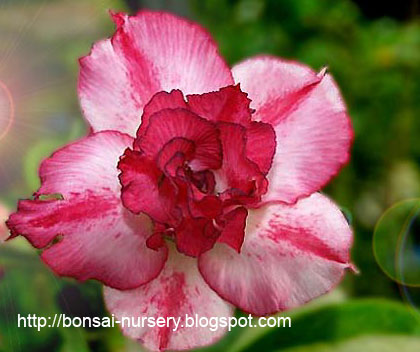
[1,0,420,351]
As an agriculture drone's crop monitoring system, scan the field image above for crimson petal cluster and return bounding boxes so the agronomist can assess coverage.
[119,86,275,257]
[6,11,354,351]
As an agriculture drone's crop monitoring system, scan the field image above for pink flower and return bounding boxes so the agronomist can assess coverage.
[7,11,354,351]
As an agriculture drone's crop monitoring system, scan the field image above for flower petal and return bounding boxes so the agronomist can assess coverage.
[245,121,276,175]
[199,193,353,316]
[7,132,167,289]
[187,85,252,125]
[137,108,222,171]
[78,39,145,136]
[79,11,233,136]
[232,56,352,204]
[119,149,178,224]
[217,206,248,253]
[215,123,267,199]
[104,247,233,351]
[176,218,219,257]
[136,90,187,138]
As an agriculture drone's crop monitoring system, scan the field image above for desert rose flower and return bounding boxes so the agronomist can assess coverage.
[7,11,354,351]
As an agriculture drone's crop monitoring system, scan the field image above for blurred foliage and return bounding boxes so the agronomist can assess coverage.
[1,0,420,351]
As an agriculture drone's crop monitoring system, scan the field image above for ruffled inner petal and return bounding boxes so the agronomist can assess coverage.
[187,84,252,125]
[119,149,178,224]
[119,85,276,257]
[137,108,222,171]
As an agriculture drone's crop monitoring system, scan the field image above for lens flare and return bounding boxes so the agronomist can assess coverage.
[0,80,14,141]
[373,199,420,287]
[373,199,420,314]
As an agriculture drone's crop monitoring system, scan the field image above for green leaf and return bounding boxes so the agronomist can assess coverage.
[237,299,420,352]
[278,335,420,352]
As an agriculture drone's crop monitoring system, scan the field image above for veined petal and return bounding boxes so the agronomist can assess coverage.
[232,56,352,204]
[78,11,233,136]
[104,247,233,351]
[78,39,146,136]
[7,132,167,289]
[199,193,353,316]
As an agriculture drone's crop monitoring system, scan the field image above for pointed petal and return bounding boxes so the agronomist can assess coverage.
[217,206,248,253]
[232,56,352,204]
[7,132,167,289]
[79,11,233,136]
[199,193,353,316]
[104,248,233,351]
[78,39,146,136]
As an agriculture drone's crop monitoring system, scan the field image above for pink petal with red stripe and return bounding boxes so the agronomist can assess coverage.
[199,193,353,316]
[78,11,233,136]
[7,132,167,289]
[232,56,353,204]
[104,248,233,351]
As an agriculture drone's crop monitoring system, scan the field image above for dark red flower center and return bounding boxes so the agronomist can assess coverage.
[118,85,276,257]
